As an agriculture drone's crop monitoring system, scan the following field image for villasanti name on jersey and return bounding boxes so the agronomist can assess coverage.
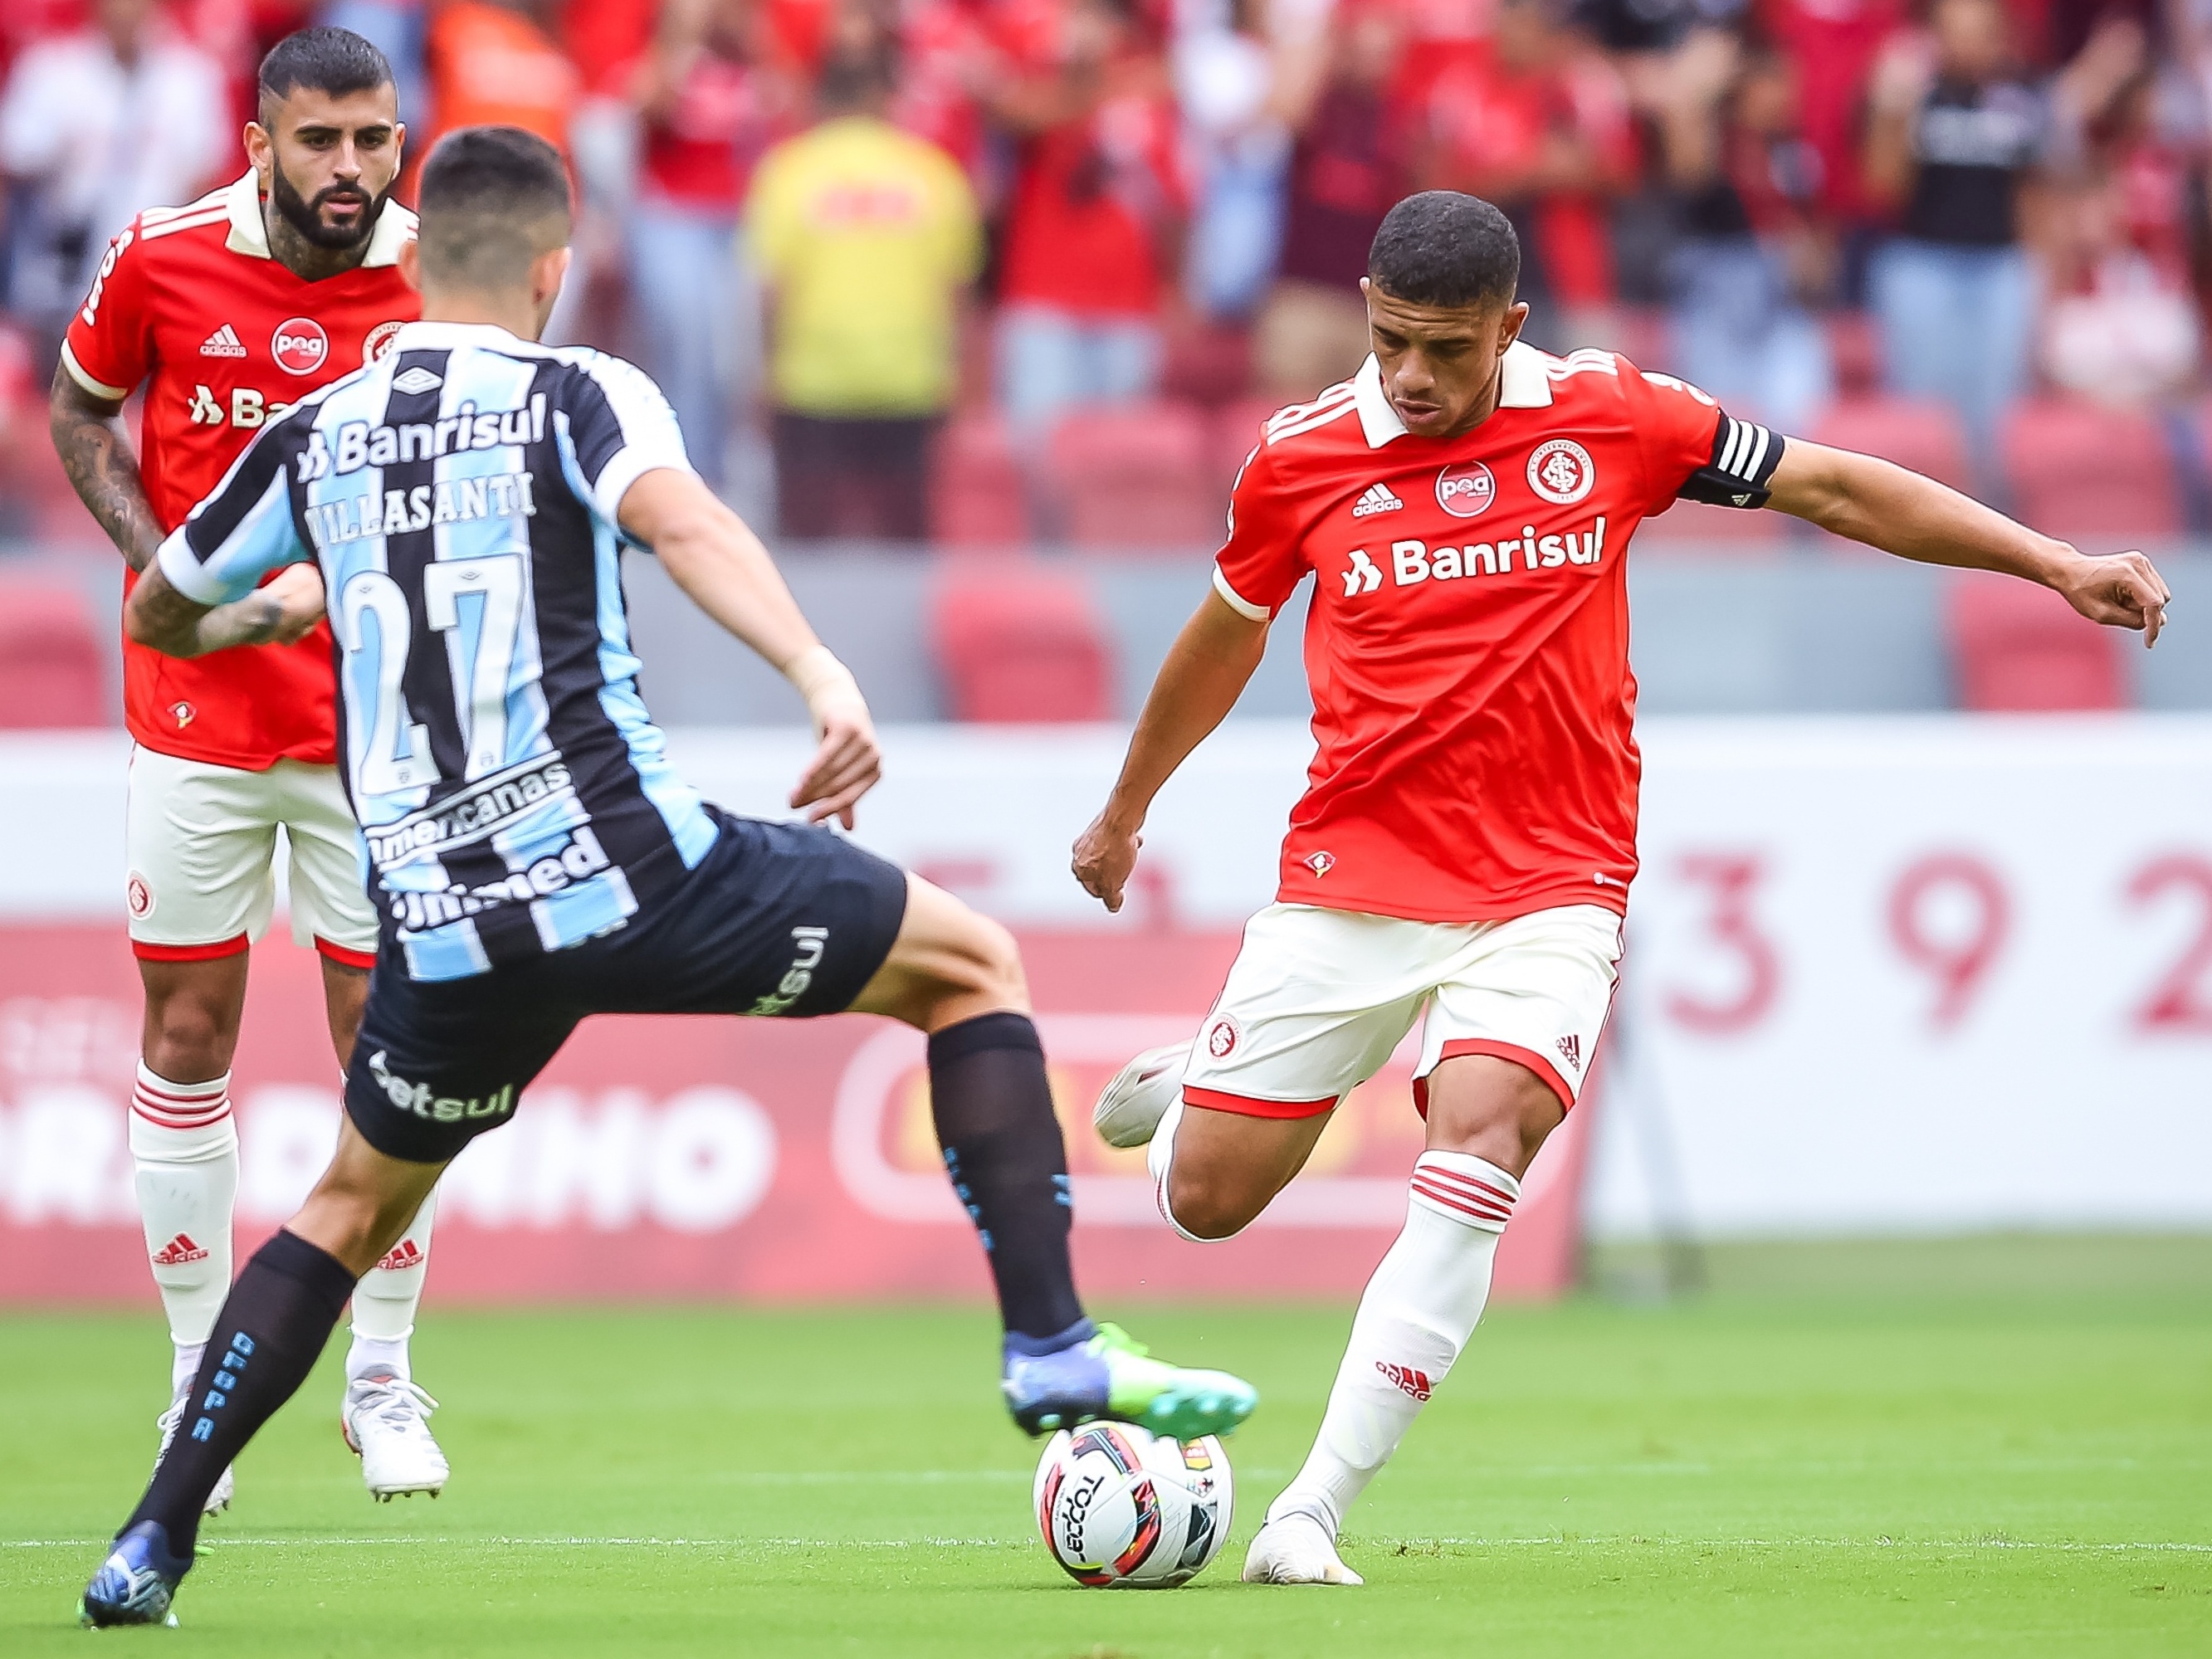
[306,469,540,549]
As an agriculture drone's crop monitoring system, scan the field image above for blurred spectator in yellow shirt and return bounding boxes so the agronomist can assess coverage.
[748,38,981,540]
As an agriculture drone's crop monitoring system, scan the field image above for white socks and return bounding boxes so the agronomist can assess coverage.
[1146,1095,1215,1244]
[130,1065,238,1376]
[346,1187,437,1383]
[1267,1150,1519,1539]
[133,1063,437,1389]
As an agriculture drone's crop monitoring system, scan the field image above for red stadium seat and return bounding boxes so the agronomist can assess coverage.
[1946,571,2125,710]
[1809,397,1971,493]
[931,568,1113,722]
[929,415,1031,549]
[1211,396,1282,495]
[1047,403,1223,550]
[0,578,107,728]
[2000,398,2180,541]
[1635,495,1786,554]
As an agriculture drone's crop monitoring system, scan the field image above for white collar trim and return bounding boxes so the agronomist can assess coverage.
[1350,340,1556,449]
[388,320,549,354]
[222,168,416,268]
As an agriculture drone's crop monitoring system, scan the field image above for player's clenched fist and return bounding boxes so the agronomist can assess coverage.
[1072,813,1143,914]
[2052,549,2171,647]
[259,563,329,644]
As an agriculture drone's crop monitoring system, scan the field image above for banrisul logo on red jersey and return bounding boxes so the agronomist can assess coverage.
[271,316,330,375]
[1341,518,1611,596]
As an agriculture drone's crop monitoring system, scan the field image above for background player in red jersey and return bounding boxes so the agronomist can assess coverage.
[1072,191,2171,1586]
[47,27,451,1505]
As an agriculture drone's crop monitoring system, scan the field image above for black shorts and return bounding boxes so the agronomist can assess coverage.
[344,809,909,1163]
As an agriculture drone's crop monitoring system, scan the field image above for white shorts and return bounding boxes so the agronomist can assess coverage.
[125,746,378,966]
[1181,902,1624,1119]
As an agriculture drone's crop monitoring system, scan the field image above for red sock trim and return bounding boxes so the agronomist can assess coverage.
[315,937,377,971]
[1415,1039,1576,1119]
[132,933,249,963]
[1182,1085,1338,1120]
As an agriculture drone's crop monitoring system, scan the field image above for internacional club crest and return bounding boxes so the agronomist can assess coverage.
[1435,461,1496,518]
[1527,439,1595,505]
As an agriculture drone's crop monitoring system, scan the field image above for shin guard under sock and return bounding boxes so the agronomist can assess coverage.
[927,1012,1087,1342]
[126,1229,356,1552]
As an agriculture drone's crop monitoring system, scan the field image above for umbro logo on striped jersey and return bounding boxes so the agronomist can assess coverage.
[199,324,247,359]
[1350,481,1403,517]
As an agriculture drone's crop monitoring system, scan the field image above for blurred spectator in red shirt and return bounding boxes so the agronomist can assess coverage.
[423,0,579,152]
[630,0,792,488]
[1759,0,1900,263]
[0,0,228,364]
[1416,0,1636,349]
[993,0,1186,439]
[1253,0,1409,394]
[1657,26,1834,424]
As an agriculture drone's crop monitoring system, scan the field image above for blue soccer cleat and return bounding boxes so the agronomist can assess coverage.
[78,1520,191,1627]
[1003,1321,1257,1440]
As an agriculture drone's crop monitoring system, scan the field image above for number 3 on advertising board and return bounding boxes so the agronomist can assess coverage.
[1664,854,1780,1034]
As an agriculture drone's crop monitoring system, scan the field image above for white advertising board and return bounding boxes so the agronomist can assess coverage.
[2,715,2205,1237]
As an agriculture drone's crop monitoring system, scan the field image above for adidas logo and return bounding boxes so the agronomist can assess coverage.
[1556,1033,1582,1071]
[374,1238,425,1274]
[151,1232,209,1266]
[1375,1361,1433,1402]
[1351,481,1404,518]
[199,324,246,359]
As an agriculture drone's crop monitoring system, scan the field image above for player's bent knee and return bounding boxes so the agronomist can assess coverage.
[1164,1165,1265,1242]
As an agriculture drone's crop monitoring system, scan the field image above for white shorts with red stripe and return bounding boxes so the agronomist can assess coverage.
[1179,901,1624,1120]
[125,746,378,968]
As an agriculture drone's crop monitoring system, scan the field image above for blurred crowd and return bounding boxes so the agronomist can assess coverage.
[4,0,2212,536]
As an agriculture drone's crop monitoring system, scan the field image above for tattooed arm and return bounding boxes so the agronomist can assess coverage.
[124,559,327,658]
[49,364,165,572]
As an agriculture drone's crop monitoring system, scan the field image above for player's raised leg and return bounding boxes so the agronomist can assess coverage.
[283,763,451,1497]
[83,1116,451,1626]
[848,875,1257,1440]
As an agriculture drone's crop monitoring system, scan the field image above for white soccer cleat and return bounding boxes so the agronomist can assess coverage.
[341,1375,450,1500]
[1243,1512,1364,1585]
[154,1389,234,1516]
[1094,1041,1191,1149]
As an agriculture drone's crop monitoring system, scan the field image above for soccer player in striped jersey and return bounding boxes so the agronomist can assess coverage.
[1072,191,2171,1585]
[47,27,450,1507]
[78,125,1255,1628]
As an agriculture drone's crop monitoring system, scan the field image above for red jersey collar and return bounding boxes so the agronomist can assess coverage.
[1352,341,1555,449]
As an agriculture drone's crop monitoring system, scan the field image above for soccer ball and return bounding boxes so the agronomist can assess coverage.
[1032,1421,1233,1588]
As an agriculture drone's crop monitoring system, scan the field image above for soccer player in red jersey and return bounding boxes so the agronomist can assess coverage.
[1073,192,2171,1585]
[48,27,450,1505]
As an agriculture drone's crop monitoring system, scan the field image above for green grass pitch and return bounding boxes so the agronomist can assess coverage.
[4,1237,2209,1656]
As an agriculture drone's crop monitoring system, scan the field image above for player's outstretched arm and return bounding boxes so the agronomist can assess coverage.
[618,466,881,827]
[1764,439,2171,646]
[123,560,328,658]
[1072,590,1269,913]
[49,364,165,573]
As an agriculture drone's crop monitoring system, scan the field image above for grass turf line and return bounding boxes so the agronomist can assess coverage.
[3,1236,2209,1656]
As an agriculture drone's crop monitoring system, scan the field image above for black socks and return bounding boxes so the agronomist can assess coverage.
[927,1012,1087,1342]
[127,1228,357,1553]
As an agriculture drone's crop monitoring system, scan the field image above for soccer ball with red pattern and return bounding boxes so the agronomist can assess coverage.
[1032,1422,1233,1588]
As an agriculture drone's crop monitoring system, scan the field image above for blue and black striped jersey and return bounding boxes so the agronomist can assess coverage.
[155,320,719,982]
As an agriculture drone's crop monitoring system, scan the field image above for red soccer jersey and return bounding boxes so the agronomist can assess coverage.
[1213,343,1736,925]
[63,170,418,770]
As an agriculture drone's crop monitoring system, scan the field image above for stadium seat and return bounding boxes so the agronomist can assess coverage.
[929,415,1032,549]
[2000,398,2182,540]
[1809,397,1971,493]
[1047,403,1223,550]
[1635,495,1787,553]
[1212,396,1282,495]
[0,578,107,728]
[1946,570,2125,710]
[1825,310,1883,397]
[931,568,1113,722]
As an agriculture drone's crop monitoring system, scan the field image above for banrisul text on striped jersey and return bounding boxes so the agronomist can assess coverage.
[295,392,549,482]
